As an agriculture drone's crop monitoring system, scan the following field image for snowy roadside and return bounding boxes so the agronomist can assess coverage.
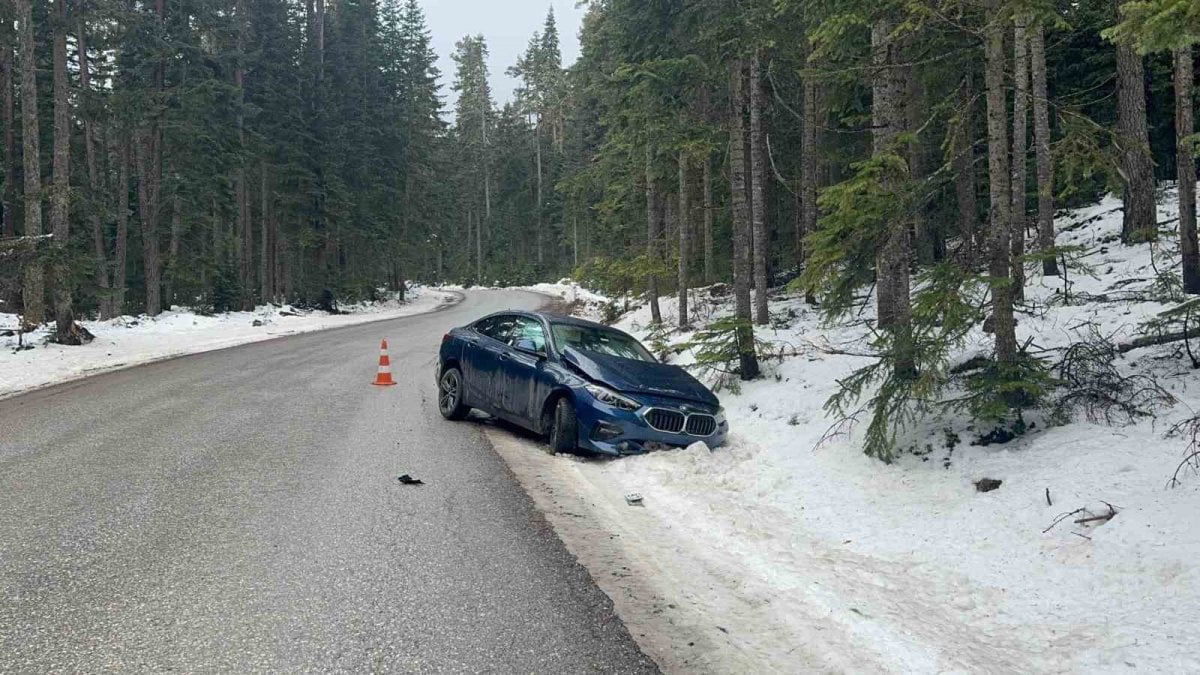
[488,189,1200,672]
[0,286,459,400]
[439,280,613,322]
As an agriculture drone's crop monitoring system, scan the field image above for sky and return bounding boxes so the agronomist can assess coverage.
[420,0,588,116]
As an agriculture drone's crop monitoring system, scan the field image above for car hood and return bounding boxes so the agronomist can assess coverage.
[562,348,719,408]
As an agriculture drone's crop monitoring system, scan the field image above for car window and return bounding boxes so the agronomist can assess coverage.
[476,315,516,343]
[509,317,548,353]
[549,323,655,362]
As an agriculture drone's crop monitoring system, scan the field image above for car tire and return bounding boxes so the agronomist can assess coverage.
[438,367,470,421]
[547,397,578,455]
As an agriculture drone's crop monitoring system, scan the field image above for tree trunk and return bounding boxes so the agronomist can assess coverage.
[465,207,472,280]
[535,121,543,267]
[235,0,252,310]
[953,75,979,265]
[678,152,690,327]
[136,129,162,317]
[1031,21,1058,276]
[1115,0,1156,243]
[645,153,662,324]
[801,61,820,304]
[984,3,1017,363]
[167,194,181,308]
[136,0,166,317]
[1177,45,1199,294]
[111,143,129,317]
[15,0,43,331]
[475,209,482,282]
[906,64,931,262]
[274,210,284,302]
[729,57,760,379]
[749,51,769,325]
[260,161,272,303]
[1,10,14,239]
[871,16,915,375]
[50,0,75,342]
[1010,13,1030,302]
[80,19,111,317]
[703,154,714,284]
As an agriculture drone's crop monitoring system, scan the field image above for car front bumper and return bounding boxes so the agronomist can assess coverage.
[573,392,728,457]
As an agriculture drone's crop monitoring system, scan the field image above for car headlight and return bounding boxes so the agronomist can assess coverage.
[715,407,727,425]
[584,384,641,411]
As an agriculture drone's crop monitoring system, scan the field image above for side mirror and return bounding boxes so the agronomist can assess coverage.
[513,338,546,357]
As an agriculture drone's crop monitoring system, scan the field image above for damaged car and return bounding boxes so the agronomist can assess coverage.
[436,311,727,455]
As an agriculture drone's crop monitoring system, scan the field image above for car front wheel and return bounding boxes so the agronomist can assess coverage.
[547,397,578,455]
[438,367,470,420]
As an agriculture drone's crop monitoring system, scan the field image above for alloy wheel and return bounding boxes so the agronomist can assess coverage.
[439,370,460,414]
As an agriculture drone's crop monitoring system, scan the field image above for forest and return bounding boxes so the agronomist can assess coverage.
[1,0,1199,455]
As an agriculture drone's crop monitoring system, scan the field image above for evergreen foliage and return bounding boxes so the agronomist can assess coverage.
[2,0,1198,461]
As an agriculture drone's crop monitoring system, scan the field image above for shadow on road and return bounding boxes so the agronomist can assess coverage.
[462,411,619,465]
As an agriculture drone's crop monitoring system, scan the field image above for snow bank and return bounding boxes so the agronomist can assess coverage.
[519,188,1200,671]
[439,279,615,322]
[0,286,458,399]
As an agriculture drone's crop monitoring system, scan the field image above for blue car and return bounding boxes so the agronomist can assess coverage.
[436,311,728,456]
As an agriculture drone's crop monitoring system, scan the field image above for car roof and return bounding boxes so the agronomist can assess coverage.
[475,310,612,331]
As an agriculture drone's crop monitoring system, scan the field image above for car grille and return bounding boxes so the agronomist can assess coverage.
[645,408,685,433]
[644,408,718,437]
[685,415,718,437]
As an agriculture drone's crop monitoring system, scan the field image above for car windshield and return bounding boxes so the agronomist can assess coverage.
[550,323,656,362]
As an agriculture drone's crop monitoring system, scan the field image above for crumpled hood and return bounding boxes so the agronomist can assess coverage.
[562,348,719,408]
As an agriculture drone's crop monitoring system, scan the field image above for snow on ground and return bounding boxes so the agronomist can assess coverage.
[499,187,1200,672]
[0,285,458,399]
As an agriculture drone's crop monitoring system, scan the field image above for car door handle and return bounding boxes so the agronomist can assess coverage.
[498,352,510,361]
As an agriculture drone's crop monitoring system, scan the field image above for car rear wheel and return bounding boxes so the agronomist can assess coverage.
[438,367,470,420]
[546,397,578,455]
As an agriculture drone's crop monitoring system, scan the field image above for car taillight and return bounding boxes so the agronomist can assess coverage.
[442,333,452,343]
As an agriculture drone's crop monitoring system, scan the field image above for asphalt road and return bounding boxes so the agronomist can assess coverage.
[0,290,657,673]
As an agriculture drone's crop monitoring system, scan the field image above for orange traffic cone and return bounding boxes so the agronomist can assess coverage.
[373,339,397,386]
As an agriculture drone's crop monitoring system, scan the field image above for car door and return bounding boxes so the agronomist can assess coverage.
[464,315,516,412]
[500,316,549,424]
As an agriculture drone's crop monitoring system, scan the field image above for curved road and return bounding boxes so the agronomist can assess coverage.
[0,291,656,673]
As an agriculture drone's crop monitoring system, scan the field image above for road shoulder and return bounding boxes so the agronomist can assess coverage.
[0,289,462,401]
[484,430,853,673]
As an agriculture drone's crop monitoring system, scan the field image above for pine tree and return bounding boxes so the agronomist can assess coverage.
[1177,45,1199,293]
[1114,0,1157,243]
[729,57,760,379]
[1010,13,1030,303]
[749,51,769,325]
[452,35,495,282]
[15,0,43,331]
[984,0,1018,365]
[952,75,979,265]
[1030,20,1058,277]
[678,151,690,327]
[871,13,914,376]
[0,3,14,241]
[49,0,77,342]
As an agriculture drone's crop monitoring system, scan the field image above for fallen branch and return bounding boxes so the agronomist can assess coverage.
[1043,508,1085,533]
[1117,328,1200,354]
[805,336,876,358]
[1168,450,1200,489]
